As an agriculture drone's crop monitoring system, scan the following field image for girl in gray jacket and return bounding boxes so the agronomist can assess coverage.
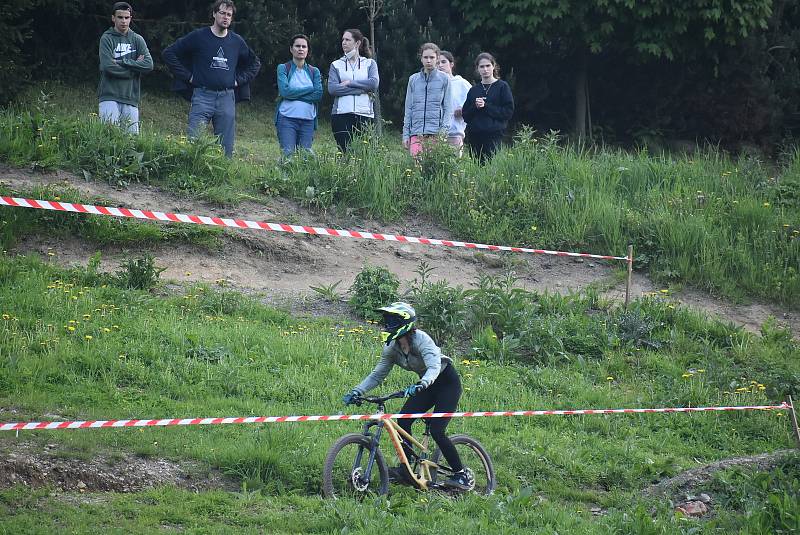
[402,43,452,157]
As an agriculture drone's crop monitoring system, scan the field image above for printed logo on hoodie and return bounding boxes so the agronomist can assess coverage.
[114,43,136,59]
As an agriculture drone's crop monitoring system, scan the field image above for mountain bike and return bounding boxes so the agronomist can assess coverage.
[322,390,496,499]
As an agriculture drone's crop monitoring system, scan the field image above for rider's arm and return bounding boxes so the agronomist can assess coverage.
[416,332,443,388]
[354,350,395,394]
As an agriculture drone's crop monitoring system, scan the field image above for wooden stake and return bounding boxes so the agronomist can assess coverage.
[624,244,634,310]
[789,396,800,449]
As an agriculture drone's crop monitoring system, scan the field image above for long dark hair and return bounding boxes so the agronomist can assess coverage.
[474,52,500,79]
[344,28,372,58]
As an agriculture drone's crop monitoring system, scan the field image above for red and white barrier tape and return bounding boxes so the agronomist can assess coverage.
[0,196,629,261]
[1,403,789,431]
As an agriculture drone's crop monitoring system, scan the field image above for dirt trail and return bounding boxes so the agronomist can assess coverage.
[1,165,797,335]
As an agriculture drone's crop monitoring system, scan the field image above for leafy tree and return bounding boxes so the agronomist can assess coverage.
[0,1,46,104]
[452,0,774,140]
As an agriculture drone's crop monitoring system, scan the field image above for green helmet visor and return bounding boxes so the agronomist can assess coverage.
[380,322,414,344]
[380,311,415,344]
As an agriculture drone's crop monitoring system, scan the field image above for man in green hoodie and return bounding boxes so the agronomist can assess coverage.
[98,2,153,134]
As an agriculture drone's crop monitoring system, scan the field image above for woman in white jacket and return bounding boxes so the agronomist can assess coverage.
[327,29,379,153]
[437,51,473,156]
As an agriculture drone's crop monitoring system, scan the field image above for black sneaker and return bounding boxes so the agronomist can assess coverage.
[388,465,414,485]
[443,469,474,491]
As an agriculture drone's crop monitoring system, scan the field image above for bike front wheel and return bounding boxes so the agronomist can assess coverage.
[431,434,496,495]
[322,433,389,499]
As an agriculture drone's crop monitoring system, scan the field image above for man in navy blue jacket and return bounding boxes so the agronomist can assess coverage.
[163,0,260,157]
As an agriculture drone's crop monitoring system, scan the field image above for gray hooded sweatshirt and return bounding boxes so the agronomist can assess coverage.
[402,69,452,142]
[355,329,454,394]
[98,27,153,106]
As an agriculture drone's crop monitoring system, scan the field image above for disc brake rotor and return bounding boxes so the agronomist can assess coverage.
[351,467,369,492]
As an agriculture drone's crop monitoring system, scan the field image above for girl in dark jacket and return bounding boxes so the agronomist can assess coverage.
[462,52,514,162]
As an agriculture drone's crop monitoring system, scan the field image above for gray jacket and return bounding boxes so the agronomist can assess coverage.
[354,329,453,394]
[402,69,452,141]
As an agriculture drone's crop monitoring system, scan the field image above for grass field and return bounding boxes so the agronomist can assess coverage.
[0,83,799,533]
[0,253,798,533]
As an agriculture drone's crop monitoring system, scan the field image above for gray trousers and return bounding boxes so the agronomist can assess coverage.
[99,101,140,134]
[188,88,236,157]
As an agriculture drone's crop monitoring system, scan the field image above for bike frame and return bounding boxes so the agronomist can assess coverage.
[355,412,445,491]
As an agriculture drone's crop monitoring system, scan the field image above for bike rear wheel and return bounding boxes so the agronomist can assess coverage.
[322,433,389,499]
[430,434,496,495]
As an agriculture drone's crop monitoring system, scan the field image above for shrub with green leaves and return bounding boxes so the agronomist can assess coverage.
[115,254,165,290]
[348,265,400,321]
[405,262,466,347]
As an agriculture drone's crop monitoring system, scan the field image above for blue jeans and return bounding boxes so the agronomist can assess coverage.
[276,113,315,156]
[188,88,236,157]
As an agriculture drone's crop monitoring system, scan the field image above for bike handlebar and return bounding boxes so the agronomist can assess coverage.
[353,390,406,406]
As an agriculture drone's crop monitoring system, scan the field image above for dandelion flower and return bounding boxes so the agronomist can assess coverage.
[85,335,93,341]
[606,376,614,381]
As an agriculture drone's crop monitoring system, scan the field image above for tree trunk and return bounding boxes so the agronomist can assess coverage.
[369,17,383,136]
[574,54,588,143]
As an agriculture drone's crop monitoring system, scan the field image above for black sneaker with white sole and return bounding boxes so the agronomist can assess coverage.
[443,469,474,491]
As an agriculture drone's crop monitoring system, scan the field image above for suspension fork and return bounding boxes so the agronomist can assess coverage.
[353,419,384,483]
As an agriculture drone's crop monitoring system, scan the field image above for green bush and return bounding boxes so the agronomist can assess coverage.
[114,254,165,290]
[348,265,400,321]
[406,261,466,346]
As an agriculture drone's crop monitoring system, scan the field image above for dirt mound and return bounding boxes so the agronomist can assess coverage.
[645,449,797,499]
[1,164,797,335]
[0,442,237,493]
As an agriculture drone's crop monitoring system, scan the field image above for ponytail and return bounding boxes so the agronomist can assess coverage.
[344,28,372,58]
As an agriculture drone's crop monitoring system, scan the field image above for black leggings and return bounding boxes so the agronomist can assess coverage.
[331,113,373,153]
[466,130,503,162]
[398,364,463,472]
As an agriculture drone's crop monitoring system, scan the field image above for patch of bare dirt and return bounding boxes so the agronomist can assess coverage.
[0,441,238,493]
[644,449,797,500]
[1,165,797,335]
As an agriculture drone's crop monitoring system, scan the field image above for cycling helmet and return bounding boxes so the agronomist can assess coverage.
[376,302,416,344]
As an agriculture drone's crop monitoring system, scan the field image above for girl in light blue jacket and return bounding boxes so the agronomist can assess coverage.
[402,43,452,157]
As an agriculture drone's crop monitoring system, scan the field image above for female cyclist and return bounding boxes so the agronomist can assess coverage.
[342,302,470,489]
